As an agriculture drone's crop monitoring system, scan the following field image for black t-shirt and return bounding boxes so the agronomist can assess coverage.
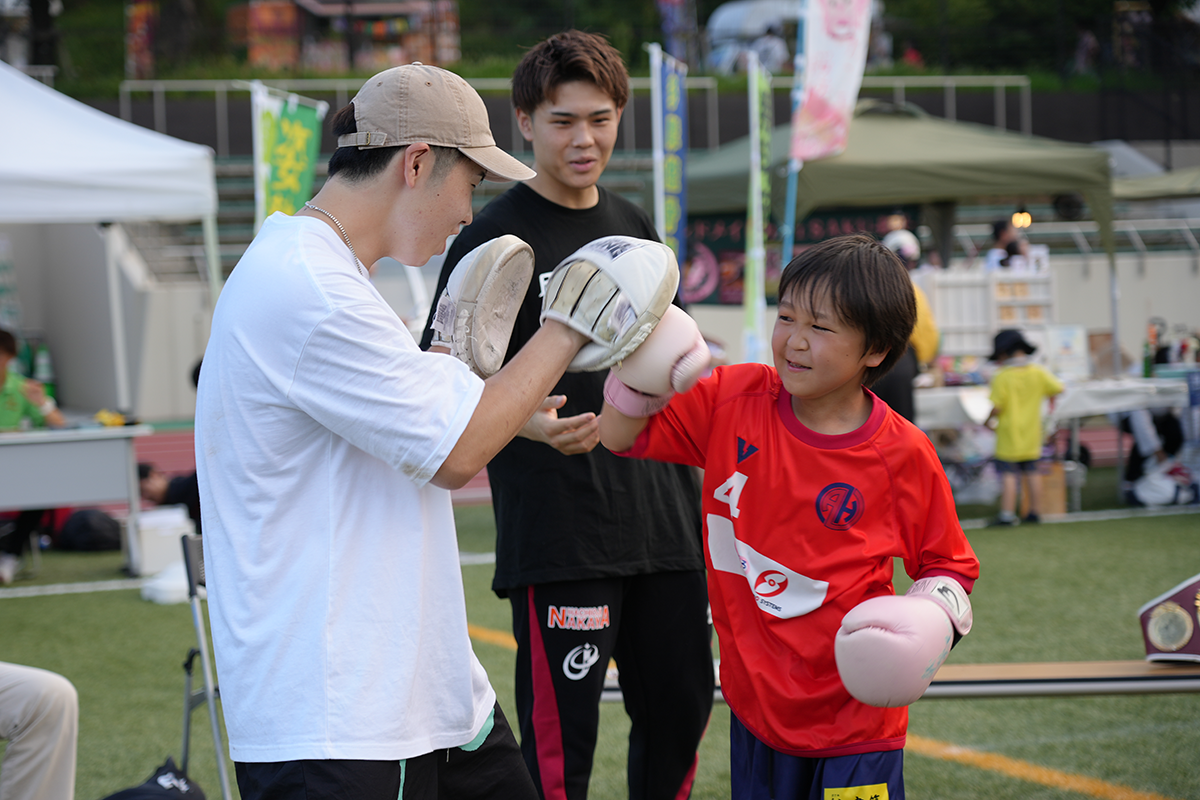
[421,184,704,594]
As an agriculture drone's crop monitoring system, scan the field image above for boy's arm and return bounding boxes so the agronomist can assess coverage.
[598,400,650,453]
[597,305,711,453]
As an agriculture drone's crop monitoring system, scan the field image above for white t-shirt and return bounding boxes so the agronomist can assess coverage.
[195,213,492,762]
[984,246,1008,271]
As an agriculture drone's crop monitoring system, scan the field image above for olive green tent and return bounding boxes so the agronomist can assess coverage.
[1113,166,1200,201]
[687,100,1116,256]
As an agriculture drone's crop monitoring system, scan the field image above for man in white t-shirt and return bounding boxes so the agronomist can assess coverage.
[195,64,590,800]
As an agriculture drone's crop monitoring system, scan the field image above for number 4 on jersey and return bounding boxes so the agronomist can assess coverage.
[713,472,748,518]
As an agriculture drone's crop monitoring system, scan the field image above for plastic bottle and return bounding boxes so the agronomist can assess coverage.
[1142,324,1157,378]
[15,336,32,377]
[33,343,55,399]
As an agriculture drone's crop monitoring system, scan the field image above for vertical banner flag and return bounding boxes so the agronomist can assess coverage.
[250,81,329,232]
[743,52,774,365]
[649,43,689,263]
[790,0,871,163]
[782,0,871,259]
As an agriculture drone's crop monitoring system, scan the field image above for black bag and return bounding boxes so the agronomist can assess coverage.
[100,757,206,799]
[57,508,121,551]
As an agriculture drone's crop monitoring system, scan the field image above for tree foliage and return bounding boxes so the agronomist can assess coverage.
[885,0,1200,76]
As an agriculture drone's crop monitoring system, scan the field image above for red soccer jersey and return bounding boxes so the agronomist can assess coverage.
[621,364,979,757]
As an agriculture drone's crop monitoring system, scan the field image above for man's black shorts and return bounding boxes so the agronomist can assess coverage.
[235,703,537,800]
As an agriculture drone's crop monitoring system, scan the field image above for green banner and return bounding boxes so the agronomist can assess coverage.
[742,58,774,362]
[251,82,328,230]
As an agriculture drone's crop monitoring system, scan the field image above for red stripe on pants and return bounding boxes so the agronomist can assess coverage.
[527,587,568,800]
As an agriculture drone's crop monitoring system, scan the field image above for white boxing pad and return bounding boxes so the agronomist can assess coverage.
[429,235,534,378]
[834,594,954,707]
[540,236,679,372]
[610,305,710,396]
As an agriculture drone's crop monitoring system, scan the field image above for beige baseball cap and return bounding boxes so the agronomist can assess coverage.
[337,62,535,183]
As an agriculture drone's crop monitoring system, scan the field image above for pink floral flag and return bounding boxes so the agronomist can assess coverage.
[790,0,872,163]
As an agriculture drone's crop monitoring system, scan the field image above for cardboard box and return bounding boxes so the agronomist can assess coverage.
[1019,460,1066,517]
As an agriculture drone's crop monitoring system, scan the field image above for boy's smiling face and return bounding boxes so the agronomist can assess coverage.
[771,286,886,411]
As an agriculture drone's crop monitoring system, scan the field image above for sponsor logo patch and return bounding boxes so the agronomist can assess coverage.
[815,482,865,530]
[754,570,788,598]
[547,605,612,631]
[737,437,759,464]
[562,643,601,680]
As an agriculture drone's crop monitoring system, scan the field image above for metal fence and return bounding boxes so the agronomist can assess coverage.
[118,73,1032,159]
[951,218,1200,276]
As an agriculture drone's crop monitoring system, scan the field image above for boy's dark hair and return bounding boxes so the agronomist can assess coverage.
[511,30,630,116]
[991,218,1012,241]
[326,104,466,183]
[777,234,916,388]
[0,328,15,358]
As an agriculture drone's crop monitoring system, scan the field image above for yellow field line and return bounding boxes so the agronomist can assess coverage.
[468,622,517,650]
[907,735,1176,800]
[466,624,1177,800]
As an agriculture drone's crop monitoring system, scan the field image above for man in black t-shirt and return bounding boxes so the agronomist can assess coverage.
[421,31,713,800]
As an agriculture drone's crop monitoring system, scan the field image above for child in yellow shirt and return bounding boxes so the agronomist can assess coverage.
[985,329,1064,525]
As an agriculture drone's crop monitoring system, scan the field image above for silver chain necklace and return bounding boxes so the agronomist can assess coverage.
[303,202,365,277]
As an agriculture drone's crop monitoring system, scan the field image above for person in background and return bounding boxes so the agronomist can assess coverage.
[874,228,939,421]
[137,357,204,534]
[1004,237,1030,271]
[984,218,1016,271]
[985,329,1064,526]
[421,31,712,800]
[0,662,78,800]
[0,328,65,584]
[138,463,201,535]
[751,24,791,73]
[901,40,924,68]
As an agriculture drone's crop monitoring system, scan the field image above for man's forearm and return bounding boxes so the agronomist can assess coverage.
[432,322,586,489]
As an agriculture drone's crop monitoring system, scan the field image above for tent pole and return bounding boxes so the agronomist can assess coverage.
[1110,249,1125,503]
[105,226,132,412]
[780,14,806,261]
[202,213,223,308]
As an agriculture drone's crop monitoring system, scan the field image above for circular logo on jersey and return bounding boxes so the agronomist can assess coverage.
[1147,601,1194,652]
[815,483,865,531]
[562,643,601,681]
[754,571,789,598]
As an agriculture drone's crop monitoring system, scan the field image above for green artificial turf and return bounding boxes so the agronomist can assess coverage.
[1,505,1196,799]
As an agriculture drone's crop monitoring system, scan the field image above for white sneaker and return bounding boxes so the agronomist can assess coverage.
[0,554,18,585]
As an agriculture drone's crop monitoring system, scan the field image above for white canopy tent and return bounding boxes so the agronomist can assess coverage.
[0,60,221,413]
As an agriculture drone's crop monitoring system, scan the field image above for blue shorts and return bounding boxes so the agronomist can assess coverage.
[994,458,1039,474]
[729,713,904,800]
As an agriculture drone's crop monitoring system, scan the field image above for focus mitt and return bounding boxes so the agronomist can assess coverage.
[429,235,534,378]
[540,236,679,372]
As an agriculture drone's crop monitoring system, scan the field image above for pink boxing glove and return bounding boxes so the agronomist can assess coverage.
[603,305,710,418]
[834,576,972,707]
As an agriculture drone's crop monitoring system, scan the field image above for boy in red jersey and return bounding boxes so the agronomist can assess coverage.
[599,233,980,800]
